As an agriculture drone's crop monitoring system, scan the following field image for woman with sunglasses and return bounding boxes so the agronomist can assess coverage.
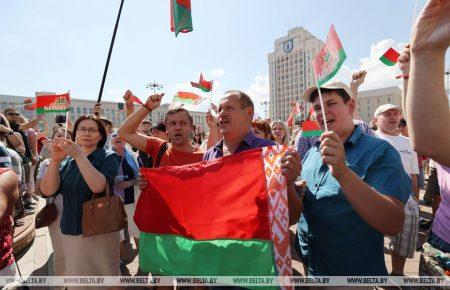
[40,116,120,286]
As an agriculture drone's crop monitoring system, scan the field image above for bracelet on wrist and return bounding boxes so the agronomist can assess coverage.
[142,104,152,112]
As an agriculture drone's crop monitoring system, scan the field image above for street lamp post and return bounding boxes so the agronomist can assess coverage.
[146,81,164,94]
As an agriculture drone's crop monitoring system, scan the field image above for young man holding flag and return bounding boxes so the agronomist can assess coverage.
[296,83,410,275]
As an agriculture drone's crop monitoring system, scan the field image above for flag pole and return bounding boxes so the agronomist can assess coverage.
[96,0,125,115]
[64,91,70,139]
[312,66,329,132]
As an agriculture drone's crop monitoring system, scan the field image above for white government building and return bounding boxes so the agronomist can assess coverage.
[268,27,323,122]
[0,93,207,134]
[268,27,404,125]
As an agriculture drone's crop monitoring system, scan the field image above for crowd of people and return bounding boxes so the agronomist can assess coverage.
[0,0,448,287]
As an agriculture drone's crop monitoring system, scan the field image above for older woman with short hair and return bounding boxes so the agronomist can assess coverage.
[40,115,120,286]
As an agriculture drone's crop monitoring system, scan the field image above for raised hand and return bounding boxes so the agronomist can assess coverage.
[54,137,83,160]
[411,0,450,54]
[144,94,164,111]
[123,90,133,105]
[206,110,218,129]
[50,138,68,163]
[93,102,102,117]
[350,70,367,91]
[398,45,411,73]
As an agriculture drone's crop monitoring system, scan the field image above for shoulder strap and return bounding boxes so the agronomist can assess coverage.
[155,142,168,168]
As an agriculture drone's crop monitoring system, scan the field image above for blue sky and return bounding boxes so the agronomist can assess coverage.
[0,0,432,116]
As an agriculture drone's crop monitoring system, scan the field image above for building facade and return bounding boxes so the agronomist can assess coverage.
[268,27,323,122]
[357,86,402,123]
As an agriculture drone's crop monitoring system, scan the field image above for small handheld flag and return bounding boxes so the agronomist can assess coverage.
[173,91,204,105]
[302,120,323,137]
[286,103,300,127]
[313,25,347,87]
[190,73,213,92]
[379,48,400,66]
[129,95,143,105]
[36,92,71,114]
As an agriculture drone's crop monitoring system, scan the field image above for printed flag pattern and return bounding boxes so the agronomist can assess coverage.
[173,91,204,105]
[313,25,346,87]
[379,48,400,66]
[190,73,213,92]
[302,120,322,137]
[135,146,292,281]
[262,146,293,290]
[36,93,71,114]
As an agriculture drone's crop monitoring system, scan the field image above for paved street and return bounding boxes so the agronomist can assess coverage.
[16,190,432,281]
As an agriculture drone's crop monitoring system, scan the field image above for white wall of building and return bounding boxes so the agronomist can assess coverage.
[268,27,323,122]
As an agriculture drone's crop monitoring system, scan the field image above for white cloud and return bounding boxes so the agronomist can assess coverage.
[357,39,405,91]
[328,39,405,91]
[246,75,270,102]
[246,75,270,118]
[211,69,225,78]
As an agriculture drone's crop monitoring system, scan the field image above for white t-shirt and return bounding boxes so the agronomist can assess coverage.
[36,158,50,180]
[375,131,419,177]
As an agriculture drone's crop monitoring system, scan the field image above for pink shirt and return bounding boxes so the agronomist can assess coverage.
[432,163,450,244]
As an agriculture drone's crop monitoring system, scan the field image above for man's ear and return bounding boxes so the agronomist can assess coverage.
[347,98,356,116]
[247,107,254,121]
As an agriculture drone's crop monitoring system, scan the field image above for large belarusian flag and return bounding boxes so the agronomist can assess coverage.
[173,91,204,105]
[36,92,71,114]
[313,25,346,87]
[379,47,400,66]
[135,146,293,284]
[190,73,213,92]
[170,0,193,36]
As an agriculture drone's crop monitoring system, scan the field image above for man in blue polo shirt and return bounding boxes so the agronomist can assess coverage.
[297,82,410,276]
[204,90,303,225]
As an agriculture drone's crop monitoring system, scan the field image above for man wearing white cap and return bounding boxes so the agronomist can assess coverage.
[296,81,410,276]
[374,104,420,276]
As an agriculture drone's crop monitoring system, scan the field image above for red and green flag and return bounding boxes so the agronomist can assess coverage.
[173,91,204,105]
[190,73,213,92]
[129,95,143,105]
[286,103,300,127]
[36,92,71,114]
[135,146,293,283]
[313,25,346,87]
[301,120,322,137]
[379,47,400,66]
[170,0,193,37]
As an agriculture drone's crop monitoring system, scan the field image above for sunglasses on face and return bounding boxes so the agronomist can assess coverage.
[7,113,19,117]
